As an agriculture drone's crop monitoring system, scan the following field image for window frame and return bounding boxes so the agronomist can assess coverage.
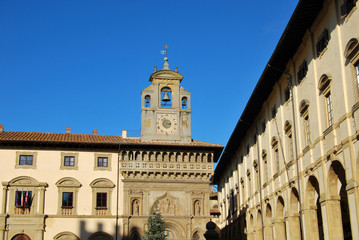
[271,138,280,175]
[90,178,115,215]
[94,153,112,171]
[56,177,81,215]
[3,176,46,215]
[316,29,330,57]
[318,74,334,129]
[60,152,79,170]
[15,152,37,169]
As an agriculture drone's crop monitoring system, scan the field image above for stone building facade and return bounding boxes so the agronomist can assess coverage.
[213,0,359,239]
[0,59,223,240]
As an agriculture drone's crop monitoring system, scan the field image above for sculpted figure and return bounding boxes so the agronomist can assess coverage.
[195,201,201,216]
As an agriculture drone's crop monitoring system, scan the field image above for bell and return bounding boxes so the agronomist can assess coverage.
[145,97,150,104]
[162,92,170,102]
[182,99,187,106]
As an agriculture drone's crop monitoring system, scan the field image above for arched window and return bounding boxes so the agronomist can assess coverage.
[182,97,188,109]
[318,74,333,127]
[271,137,279,175]
[90,178,115,215]
[299,100,311,146]
[145,95,151,108]
[161,87,172,108]
[56,177,81,215]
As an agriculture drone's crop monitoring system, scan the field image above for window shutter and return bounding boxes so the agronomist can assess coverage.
[341,3,348,18]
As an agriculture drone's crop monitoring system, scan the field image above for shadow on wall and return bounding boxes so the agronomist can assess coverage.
[78,221,141,240]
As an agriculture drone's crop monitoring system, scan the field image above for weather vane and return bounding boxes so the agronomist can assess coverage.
[160,44,168,57]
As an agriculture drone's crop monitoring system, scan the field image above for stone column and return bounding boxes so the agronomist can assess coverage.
[123,218,129,238]
[346,183,359,239]
[321,197,343,239]
[287,215,301,240]
[274,219,286,239]
[34,228,44,240]
[1,186,7,214]
[264,224,274,240]
[302,207,319,240]
[39,185,46,214]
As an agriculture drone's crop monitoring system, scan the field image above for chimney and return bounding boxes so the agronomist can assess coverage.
[66,127,71,134]
[0,124,3,133]
[122,130,127,138]
[93,129,97,135]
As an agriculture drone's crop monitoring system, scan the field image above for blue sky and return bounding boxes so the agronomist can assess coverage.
[1,0,298,148]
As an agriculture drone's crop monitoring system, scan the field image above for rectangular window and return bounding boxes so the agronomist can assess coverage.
[62,192,73,208]
[64,156,75,166]
[275,148,279,173]
[297,60,308,83]
[264,160,268,182]
[288,134,294,161]
[304,115,311,146]
[19,155,33,165]
[15,191,32,208]
[96,193,107,208]
[326,92,334,127]
[341,0,357,18]
[97,157,108,167]
[316,29,329,56]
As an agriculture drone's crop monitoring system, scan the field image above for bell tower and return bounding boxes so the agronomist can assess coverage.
[140,57,191,142]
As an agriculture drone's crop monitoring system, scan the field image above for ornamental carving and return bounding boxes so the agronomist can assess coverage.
[155,193,184,216]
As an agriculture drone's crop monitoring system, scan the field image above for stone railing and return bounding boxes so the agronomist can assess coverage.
[14,207,31,215]
[61,207,73,215]
[120,161,212,171]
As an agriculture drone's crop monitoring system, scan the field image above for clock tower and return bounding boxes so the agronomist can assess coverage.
[141,57,191,142]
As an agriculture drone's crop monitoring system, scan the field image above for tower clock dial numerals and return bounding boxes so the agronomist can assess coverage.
[157,114,177,134]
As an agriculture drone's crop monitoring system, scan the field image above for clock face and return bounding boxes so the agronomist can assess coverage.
[157,114,177,134]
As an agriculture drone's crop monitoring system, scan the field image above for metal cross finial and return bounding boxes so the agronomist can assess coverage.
[161,44,168,57]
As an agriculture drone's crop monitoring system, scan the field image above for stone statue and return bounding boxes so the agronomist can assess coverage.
[195,201,201,216]
[133,200,139,215]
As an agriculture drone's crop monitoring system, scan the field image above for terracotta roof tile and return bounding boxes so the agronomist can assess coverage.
[0,131,222,148]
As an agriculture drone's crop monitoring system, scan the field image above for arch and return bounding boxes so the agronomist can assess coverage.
[249,214,254,233]
[164,220,186,240]
[90,178,115,188]
[344,38,359,59]
[276,196,285,219]
[11,234,31,240]
[327,160,352,239]
[305,176,324,240]
[181,96,188,109]
[299,99,309,115]
[89,232,113,240]
[265,204,272,224]
[289,188,301,239]
[191,229,202,240]
[318,74,332,91]
[144,95,151,108]
[275,196,286,239]
[55,177,81,187]
[265,203,274,240]
[8,176,40,187]
[256,210,263,239]
[53,231,79,240]
[161,87,172,108]
[129,227,141,240]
